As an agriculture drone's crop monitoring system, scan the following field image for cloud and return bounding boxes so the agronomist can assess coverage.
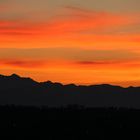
[0,59,46,68]
[76,61,114,65]
[0,6,139,51]
[0,20,40,36]
[75,61,125,68]
[0,48,140,62]
[53,6,140,31]
[0,7,139,36]
[64,6,92,14]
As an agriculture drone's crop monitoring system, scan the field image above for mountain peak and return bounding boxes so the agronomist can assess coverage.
[10,74,20,79]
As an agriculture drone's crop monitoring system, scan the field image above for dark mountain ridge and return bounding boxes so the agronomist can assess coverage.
[0,74,140,108]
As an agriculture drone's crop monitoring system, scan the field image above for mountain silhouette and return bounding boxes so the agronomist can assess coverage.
[0,73,140,108]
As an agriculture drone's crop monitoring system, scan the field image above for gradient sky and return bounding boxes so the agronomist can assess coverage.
[0,0,140,86]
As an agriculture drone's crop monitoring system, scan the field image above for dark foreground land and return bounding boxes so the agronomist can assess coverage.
[1,74,140,138]
[0,105,140,139]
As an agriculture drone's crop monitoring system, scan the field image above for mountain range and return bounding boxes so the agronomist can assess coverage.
[0,74,140,108]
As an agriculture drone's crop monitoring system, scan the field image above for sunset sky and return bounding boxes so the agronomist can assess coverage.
[0,0,140,86]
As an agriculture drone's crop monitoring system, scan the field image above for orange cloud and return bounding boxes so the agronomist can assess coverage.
[1,58,140,87]
[0,59,46,68]
[1,58,140,70]
[0,8,139,37]
[0,9,139,51]
[0,7,140,86]
[76,61,115,65]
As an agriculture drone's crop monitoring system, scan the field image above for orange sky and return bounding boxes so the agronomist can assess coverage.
[0,0,140,87]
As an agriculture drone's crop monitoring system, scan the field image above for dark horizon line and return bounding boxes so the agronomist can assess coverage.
[0,73,139,89]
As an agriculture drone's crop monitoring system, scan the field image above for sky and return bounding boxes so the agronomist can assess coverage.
[0,0,140,86]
